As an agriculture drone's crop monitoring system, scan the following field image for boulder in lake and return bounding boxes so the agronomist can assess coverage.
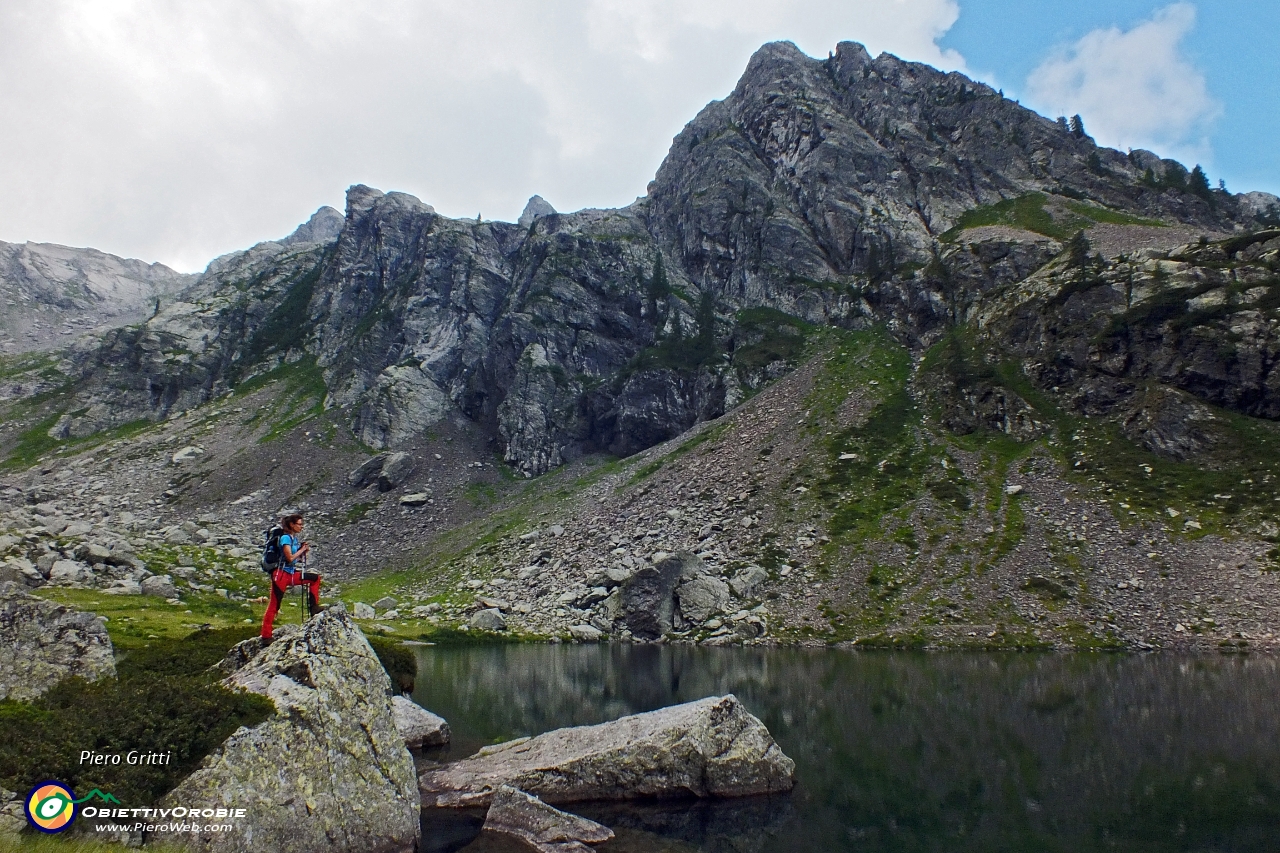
[0,581,115,701]
[420,694,795,807]
[393,695,451,749]
[155,607,419,853]
[481,785,613,853]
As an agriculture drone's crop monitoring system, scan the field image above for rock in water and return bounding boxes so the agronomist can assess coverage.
[156,608,419,853]
[0,581,115,701]
[420,694,795,807]
[392,695,451,748]
[481,785,613,853]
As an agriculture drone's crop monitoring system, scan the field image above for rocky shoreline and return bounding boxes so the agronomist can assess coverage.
[2,591,795,853]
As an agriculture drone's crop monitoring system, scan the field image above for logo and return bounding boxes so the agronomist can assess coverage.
[25,782,76,833]
[24,783,120,833]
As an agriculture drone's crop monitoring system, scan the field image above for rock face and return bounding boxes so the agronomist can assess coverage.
[419,694,795,807]
[0,239,193,355]
[0,581,115,701]
[12,39,1270,484]
[156,608,419,853]
[481,785,614,853]
[392,695,451,748]
[281,206,345,246]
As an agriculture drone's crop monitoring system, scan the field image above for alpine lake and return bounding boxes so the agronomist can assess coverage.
[411,644,1280,853]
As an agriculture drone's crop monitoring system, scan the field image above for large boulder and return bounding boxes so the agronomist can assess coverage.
[676,575,730,624]
[420,694,795,807]
[480,785,613,853]
[618,551,703,640]
[348,454,388,488]
[378,451,416,491]
[392,695,451,748]
[155,608,419,853]
[0,582,115,701]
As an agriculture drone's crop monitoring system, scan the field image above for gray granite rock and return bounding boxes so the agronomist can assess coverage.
[677,574,730,623]
[378,451,416,491]
[420,694,795,807]
[568,624,603,643]
[141,574,180,598]
[392,695,451,749]
[729,565,768,599]
[517,196,557,229]
[0,581,115,701]
[481,785,612,853]
[156,608,419,853]
[470,609,507,631]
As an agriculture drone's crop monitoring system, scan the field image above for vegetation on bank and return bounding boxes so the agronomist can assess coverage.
[0,628,273,809]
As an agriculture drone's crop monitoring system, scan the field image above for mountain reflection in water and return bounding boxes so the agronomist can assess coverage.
[413,645,1280,853]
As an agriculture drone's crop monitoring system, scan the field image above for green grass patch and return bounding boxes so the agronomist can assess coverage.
[819,388,970,541]
[3,413,155,472]
[732,307,814,370]
[235,357,328,443]
[941,192,1162,242]
[1063,200,1164,228]
[344,501,377,525]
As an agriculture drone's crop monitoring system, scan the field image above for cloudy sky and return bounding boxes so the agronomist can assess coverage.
[0,0,1275,272]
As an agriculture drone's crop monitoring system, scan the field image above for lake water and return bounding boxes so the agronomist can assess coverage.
[411,644,1280,853]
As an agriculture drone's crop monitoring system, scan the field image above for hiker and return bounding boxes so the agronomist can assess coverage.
[260,513,322,641]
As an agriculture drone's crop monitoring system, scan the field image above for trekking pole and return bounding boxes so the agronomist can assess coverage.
[299,554,308,624]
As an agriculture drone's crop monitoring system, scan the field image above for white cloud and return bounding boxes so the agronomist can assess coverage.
[1026,3,1221,168]
[0,0,963,271]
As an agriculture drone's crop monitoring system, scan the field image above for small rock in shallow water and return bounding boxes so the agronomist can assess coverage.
[481,785,613,853]
[392,696,450,749]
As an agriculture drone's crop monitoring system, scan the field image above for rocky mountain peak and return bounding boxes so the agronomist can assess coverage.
[281,205,345,246]
[518,195,556,228]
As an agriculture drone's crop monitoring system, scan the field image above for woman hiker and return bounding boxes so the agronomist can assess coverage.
[260,513,322,641]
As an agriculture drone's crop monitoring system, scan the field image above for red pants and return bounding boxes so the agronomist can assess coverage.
[261,568,321,638]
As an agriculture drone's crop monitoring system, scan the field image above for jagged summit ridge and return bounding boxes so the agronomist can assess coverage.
[14,39,1275,479]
